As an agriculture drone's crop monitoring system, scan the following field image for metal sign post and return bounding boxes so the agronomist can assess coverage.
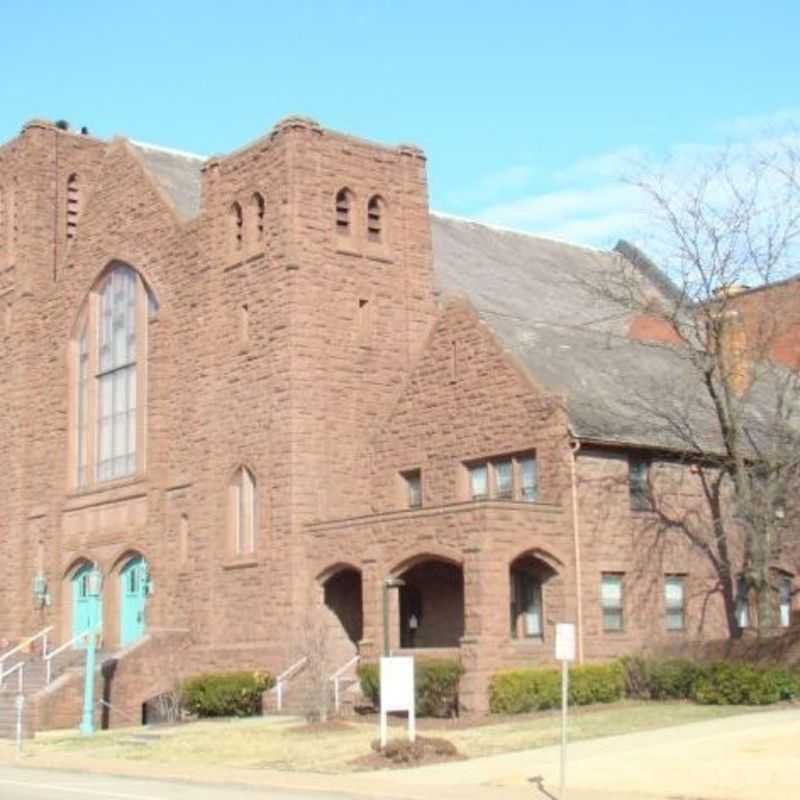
[379,656,415,748]
[555,623,576,800]
[15,694,24,755]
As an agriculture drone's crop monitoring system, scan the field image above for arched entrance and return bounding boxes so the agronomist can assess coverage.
[119,555,149,647]
[323,567,363,646]
[71,562,103,648]
[397,559,464,648]
[509,554,558,640]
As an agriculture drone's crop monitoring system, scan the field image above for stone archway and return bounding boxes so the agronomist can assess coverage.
[322,567,363,646]
[397,558,465,648]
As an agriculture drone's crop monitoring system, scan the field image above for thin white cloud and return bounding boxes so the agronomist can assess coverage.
[462,108,800,250]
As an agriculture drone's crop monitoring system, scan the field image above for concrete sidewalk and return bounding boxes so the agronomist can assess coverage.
[2,708,798,800]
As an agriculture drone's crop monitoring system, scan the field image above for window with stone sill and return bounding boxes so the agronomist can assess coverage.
[230,201,243,253]
[779,574,793,628]
[735,574,750,629]
[71,263,157,489]
[467,452,538,502]
[401,469,422,509]
[601,573,624,632]
[664,574,686,631]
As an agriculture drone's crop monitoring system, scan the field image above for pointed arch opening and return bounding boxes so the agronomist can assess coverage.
[335,188,354,236]
[66,173,80,241]
[230,201,244,253]
[70,262,156,489]
[250,192,265,246]
[229,466,257,556]
[366,195,385,243]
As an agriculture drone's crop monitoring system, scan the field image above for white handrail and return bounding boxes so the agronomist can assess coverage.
[0,626,53,689]
[272,656,308,712]
[330,655,360,712]
[43,631,91,685]
[0,661,25,695]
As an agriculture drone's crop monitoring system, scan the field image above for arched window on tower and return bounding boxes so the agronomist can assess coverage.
[230,466,257,556]
[0,187,6,263]
[367,195,385,243]
[66,173,80,241]
[335,188,353,236]
[230,201,243,253]
[250,192,265,245]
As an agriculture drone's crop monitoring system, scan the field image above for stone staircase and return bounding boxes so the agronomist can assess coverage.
[262,655,365,719]
[0,642,103,739]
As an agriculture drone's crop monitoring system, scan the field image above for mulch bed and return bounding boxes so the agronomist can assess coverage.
[349,735,465,770]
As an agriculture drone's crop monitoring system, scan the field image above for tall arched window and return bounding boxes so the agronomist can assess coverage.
[72,263,155,488]
[230,201,243,252]
[230,467,257,556]
[367,195,385,243]
[250,192,265,245]
[335,188,353,236]
[66,173,80,240]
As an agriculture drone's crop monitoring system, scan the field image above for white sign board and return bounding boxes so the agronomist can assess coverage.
[379,656,415,747]
[555,623,576,662]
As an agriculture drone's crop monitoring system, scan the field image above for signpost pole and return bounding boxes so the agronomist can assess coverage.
[15,694,24,755]
[560,658,568,800]
[555,622,575,800]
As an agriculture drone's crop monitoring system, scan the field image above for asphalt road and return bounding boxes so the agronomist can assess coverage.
[0,767,383,800]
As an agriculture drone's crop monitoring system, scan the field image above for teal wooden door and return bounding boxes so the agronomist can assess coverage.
[120,556,148,646]
[72,564,102,648]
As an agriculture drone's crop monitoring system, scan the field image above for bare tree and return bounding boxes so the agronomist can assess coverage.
[586,140,800,638]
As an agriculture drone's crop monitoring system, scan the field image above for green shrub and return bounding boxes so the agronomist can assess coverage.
[182,671,273,718]
[489,662,625,714]
[693,662,786,705]
[646,658,707,700]
[357,659,463,717]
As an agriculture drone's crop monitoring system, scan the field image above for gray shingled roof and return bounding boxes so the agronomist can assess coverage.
[128,142,205,221]
[429,212,777,452]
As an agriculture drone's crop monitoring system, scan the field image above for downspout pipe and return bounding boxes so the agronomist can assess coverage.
[569,438,585,664]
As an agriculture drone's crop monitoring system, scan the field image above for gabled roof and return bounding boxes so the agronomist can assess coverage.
[128,141,205,221]
[429,212,766,452]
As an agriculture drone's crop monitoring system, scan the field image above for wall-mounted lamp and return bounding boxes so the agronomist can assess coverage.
[33,574,51,609]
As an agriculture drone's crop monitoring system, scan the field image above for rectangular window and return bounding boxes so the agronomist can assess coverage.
[402,469,422,509]
[629,456,652,511]
[510,570,543,639]
[469,463,488,500]
[735,575,749,629]
[601,573,624,632]
[494,459,513,499]
[780,576,793,628]
[519,455,537,502]
[665,575,686,631]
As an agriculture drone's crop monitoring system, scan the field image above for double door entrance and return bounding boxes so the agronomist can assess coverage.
[71,556,149,648]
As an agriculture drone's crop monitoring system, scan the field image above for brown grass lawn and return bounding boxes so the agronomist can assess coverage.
[0,701,766,774]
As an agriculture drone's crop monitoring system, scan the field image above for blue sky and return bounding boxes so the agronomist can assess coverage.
[1,1,798,247]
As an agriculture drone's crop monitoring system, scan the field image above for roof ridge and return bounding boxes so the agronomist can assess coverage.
[430,209,612,255]
[128,139,207,161]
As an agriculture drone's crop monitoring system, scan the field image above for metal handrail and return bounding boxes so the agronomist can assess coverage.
[330,655,360,712]
[43,631,91,685]
[0,626,53,689]
[0,626,53,668]
[0,661,25,695]
[271,656,308,712]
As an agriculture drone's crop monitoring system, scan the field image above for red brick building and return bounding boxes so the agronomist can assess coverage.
[0,117,796,730]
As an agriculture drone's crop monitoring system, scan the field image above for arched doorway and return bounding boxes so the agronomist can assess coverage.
[323,567,363,646]
[397,559,464,648]
[119,555,149,647]
[509,554,558,640]
[71,562,103,648]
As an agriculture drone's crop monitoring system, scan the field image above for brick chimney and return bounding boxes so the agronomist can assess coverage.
[712,284,751,397]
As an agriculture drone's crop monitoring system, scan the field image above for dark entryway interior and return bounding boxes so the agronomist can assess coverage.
[323,568,363,645]
[399,560,465,648]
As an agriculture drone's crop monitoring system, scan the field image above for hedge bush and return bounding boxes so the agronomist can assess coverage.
[621,656,706,700]
[621,656,800,705]
[489,662,625,714]
[357,659,464,717]
[182,671,273,718]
